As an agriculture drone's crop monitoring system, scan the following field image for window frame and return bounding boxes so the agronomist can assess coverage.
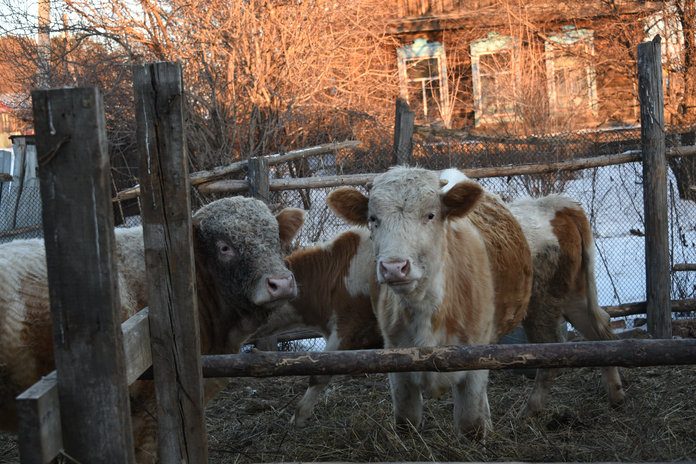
[545,27,598,119]
[397,39,452,127]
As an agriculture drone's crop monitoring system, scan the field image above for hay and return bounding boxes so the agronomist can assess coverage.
[206,366,696,463]
[1,366,695,463]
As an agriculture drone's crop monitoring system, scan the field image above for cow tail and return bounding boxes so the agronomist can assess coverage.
[578,207,616,341]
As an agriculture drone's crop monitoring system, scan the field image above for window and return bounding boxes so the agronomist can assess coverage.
[470,32,516,126]
[397,39,452,127]
[545,27,598,119]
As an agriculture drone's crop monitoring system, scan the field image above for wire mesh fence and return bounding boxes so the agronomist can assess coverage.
[3,127,695,348]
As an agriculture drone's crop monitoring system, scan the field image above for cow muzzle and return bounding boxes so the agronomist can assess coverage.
[378,258,417,290]
[253,273,297,307]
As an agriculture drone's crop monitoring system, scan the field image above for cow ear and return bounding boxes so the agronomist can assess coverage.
[276,207,305,247]
[327,187,369,225]
[440,180,483,219]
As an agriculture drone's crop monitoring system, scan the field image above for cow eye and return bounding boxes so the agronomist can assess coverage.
[369,215,377,222]
[216,241,235,259]
[427,212,435,220]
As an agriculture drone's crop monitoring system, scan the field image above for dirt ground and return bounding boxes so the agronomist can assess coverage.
[2,365,695,463]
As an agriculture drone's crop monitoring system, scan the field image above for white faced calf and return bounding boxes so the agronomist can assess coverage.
[328,166,532,437]
[509,194,625,415]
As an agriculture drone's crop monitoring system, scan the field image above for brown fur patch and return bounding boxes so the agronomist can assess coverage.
[468,194,533,338]
[441,180,483,220]
[327,188,369,226]
[287,231,381,349]
[277,208,306,247]
[549,206,587,296]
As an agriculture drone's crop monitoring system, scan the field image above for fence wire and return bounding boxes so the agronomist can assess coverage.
[3,127,695,348]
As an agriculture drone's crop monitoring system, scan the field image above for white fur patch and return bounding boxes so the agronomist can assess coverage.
[439,168,470,193]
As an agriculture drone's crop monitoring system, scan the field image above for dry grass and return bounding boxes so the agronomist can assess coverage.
[2,365,695,463]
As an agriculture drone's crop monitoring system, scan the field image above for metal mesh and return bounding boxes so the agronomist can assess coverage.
[0,143,43,244]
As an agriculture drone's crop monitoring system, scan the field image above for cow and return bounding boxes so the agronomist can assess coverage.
[249,226,382,427]
[508,194,625,415]
[327,166,533,437]
[0,196,305,463]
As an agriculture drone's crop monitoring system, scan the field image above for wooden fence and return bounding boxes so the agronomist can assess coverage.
[15,37,696,464]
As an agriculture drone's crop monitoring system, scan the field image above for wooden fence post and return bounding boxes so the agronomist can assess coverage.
[638,35,672,339]
[31,87,135,463]
[393,98,414,165]
[133,62,208,463]
[247,156,278,351]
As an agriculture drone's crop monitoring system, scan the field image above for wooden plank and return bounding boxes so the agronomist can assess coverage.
[133,62,208,463]
[16,372,61,464]
[638,36,672,339]
[393,98,414,165]
[248,156,270,203]
[0,172,11,182]
[197,146,696,195]
[16,307,152,464]
[113,140,360,201]
[604,299,696,318]
[31,87,135,463]
[200,339,696,378]
[672,263,696,272]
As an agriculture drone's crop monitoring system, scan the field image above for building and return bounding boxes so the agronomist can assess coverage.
[387,1,670,135]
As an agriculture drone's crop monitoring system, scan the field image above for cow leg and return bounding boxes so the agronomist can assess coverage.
[522,308,565,416]
[290,374,333,427]
[291,332,340,427]
[563,299,625,407]
[453,369,491,438]
[389,371,422,430]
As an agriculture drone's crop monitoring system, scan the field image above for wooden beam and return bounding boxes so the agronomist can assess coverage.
[133,62,208,464]
[16,307,152,464]
[196,146,696,195]
[16,372,61,464]
[393,98,414,165]
[604,299,696,318]
[672,263,696,272]
[638,36,672,339]
[248,156,270,204]
[0,172,11,182]
[113,140,360,201]
[31,87,135,463]
[200,339,696,378]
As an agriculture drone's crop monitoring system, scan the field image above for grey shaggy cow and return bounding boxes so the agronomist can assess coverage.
[0,196,304,462]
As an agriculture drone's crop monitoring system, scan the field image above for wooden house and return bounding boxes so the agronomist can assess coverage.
[386,1,667,134]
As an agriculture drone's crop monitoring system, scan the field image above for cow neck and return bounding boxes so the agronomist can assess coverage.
[285,231,362,333]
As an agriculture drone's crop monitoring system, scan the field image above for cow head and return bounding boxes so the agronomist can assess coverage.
[192,197,304,312]
[328,167,482,299]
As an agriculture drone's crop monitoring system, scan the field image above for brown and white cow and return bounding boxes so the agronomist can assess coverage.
[327,166,533,436]
[508,194,625,415]
[0,196,304,462]
[250,226,383,427]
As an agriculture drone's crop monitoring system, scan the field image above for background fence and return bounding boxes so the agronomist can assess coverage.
[3,124,696,332]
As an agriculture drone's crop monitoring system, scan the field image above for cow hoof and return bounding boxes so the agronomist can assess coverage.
[290,412,309,428]
[457,418,491,441]
[609,389,626,408]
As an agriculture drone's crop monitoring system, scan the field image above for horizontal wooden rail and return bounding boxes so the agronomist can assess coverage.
[113,140,360,201]
[0,224,43,240]
[16,307,151,464]
[0,172,12,182]
[201,339,696,378]
[198,145,696,194]
[672,263,696,272]
[604,299,696,317]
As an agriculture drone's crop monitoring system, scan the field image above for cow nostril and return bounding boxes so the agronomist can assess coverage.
[402,260,410,276]
[267,275,295,298]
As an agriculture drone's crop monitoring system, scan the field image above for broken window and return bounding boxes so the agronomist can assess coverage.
[470,32,516,126]
[545,27,598,119]
[397,39,452,127]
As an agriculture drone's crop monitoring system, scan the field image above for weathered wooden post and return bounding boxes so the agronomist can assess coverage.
[393,97,414,165]
[30,87,135,463]
[638,35,672,339]
[133,62,208,462]
[247,155,278,351]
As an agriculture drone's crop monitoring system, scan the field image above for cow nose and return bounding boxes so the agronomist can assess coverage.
[267,275,296,300]
[379,259,410,282]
